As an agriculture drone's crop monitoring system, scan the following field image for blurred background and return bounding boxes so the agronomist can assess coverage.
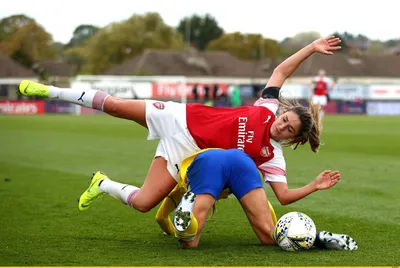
[1,0,400,115]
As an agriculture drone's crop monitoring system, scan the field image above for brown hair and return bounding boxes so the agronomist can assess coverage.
[279,98,323,153]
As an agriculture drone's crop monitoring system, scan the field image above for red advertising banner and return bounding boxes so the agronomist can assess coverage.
[324,101,337,115]
[369,85,400,100]
[0,100,45,115]
[152,83,228,99]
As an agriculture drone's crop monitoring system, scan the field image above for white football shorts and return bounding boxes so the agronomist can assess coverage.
[145,100,200,182]
[312,95,327,106]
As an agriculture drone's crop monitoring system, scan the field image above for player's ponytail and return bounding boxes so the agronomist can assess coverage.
[279,97,323,153]
[307,100,323,153]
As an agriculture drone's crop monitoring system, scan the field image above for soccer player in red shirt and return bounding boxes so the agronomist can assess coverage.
[311,69,334,117]
[18,36,341,214]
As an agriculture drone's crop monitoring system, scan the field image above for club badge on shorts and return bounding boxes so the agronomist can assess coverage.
[153,102,165,110]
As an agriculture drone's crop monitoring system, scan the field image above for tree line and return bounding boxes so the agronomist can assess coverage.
[0,13,396,76]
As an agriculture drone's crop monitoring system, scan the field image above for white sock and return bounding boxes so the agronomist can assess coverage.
[48,86,109,111]
[99,178,140,204]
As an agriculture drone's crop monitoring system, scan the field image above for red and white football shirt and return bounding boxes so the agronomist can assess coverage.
[313,76,332,96]
[186,97,287,185]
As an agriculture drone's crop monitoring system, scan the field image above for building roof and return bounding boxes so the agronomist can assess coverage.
[0,52,36,77]
[106,48,400,78]
[36,60,77,77]
[105,49,270,77]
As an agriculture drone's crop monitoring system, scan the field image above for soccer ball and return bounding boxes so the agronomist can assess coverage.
[273,211,316,252]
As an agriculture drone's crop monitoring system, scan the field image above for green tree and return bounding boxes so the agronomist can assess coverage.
[1,19,56,67]
[330,32,348,51]
[365,40,387,55]
[66,24,99,48]
[206,32,281,60]
[0,14,34,42]
[280,31,321,56]
[385,38,400,47]
[52,42,65,59]
[83,12,184,74]
[177,14,223,50]
[291,31,321,46]
[63,46,86,74]
[343,31,356,41]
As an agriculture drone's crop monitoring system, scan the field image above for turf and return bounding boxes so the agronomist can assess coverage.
[0,115,399,266]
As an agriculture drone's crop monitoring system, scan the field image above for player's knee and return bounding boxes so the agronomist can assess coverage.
[130,198,154,213]
[104,96,118,114]
[134,203,153,213]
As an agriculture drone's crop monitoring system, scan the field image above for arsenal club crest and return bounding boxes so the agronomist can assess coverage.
[153,102,165,110]
[260,146,271,157]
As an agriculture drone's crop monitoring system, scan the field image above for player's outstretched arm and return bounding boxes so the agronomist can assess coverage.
[265,36,341,91]
[269,170,341,205]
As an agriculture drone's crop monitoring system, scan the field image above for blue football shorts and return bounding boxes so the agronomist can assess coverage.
[186,149,263,200]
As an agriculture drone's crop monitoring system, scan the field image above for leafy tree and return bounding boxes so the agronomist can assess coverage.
[365,40,387,55]
[0,14,34,42]
[52,42,65,59]
[177,14,223,50]
[292,31,321,46]
[356,34,369,41]
[83,12,184,74]
[385,38,400,47]
[1,19,56,67]
[63,46,86,74]
[66,24,99,48]
[280,31,321,56]
[206,32,281,61]
[343,31,356,41]
[330,32,348,51]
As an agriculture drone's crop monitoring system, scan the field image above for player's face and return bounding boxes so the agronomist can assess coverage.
[270,111,301,141]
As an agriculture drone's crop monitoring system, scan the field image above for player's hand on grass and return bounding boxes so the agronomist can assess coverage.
[314,170,341,190]
[312,36,342,55]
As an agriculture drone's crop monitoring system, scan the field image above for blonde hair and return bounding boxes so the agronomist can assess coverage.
[279,97,323,153]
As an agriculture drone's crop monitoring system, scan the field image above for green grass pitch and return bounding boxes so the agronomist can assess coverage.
[0,115,399,266]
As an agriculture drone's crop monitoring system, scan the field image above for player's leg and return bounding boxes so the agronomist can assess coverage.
[103,97,147,127]
[238,188,275,245]
[155,197,176,235]
[174,150,226,248]
[128,157,177,212]
[79,157,177,213]
[82,104,197,212]
[314,231,358,250]
[155,185,186,235]
[318,96,327,117]
[176,193,216,249]
[18,80,148,127]
[226,149,275,245]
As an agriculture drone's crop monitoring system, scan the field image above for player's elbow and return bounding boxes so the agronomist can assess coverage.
[134,203,153,213]
[277,195,291,206]
[273,67,289,79]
